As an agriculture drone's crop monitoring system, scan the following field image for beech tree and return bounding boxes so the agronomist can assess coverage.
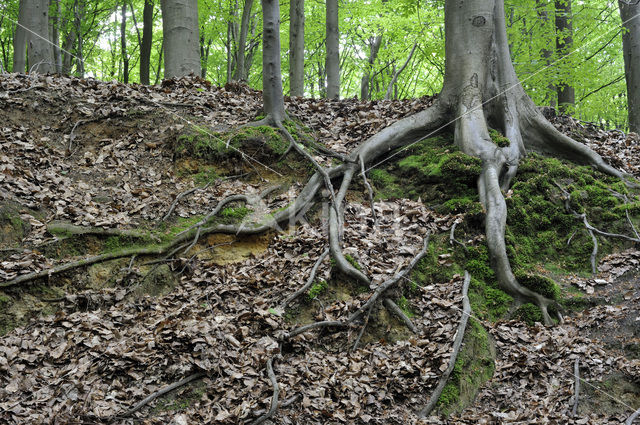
[161,0,200,78]
[555,0,575,111]
[12,0,54,73]
[325,0,339,99]
[289,0,304,97]
[619,0,640,132]
[242,0,633,328]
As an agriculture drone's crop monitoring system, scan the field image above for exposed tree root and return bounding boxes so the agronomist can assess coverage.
[162,180,214,221]
[46,221,153,240]
[280,247,330,310]
[118,371,205,418]
[572,358,580,417]
[383,298,417,334]
[352,304,374,352]
[251,357,280,425]
[360,155,378,226]
[627,407,640,425]
[418,271,471,418]
[449,220,467,251]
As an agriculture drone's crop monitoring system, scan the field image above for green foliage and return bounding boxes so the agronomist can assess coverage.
[307,280,328,300]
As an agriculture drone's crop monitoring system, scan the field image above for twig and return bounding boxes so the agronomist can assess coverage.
[588,229,598,275]
[348,232,431,323]
[418,271,471,418]
[121,372,205,416]
[280,248,330,309]
[383,298,418,333]
[352,304,374,351]
[162,180,214,221]
[572,358,580,417]
[359,155,378,227]
[251,357,279,425]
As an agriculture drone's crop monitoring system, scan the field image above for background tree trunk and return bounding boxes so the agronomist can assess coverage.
[325,0,339,99]
[161,0,201,78]
[232,0,254,81]
[619,0,640,133]
[360,35,382,101]
[50,0,62,74]
[260,0,286,122]
[12,0,28,73]
[26,0,54,73]
[74,0,85,77]
[555,0,574,112]
[121,3,129,83]
[140,0,154,84]
[289,0,305,97]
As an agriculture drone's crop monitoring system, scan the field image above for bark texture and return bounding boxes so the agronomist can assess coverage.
[555,0,574,112]
[161,0,201,78]
[140,0,154,84]
[619,0,640,133]
[233,0,255,81]
[325,0,340,99]
[289,0,305,97]
[13,0,54,73]
[260,0,286,123]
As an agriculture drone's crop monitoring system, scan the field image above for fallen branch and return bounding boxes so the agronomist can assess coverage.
[418,271,471,418]
[383,298,418,333]
[251,357,279,425]
[572,358,580,417]
[121,372,205,417]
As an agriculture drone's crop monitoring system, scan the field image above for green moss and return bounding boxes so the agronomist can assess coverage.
[489,128,510,147]
[396,296,415,318]
[220,206,251,221]
[514,272,560,300]
[468,278,514,322]
[0,292,10,305]
[307,280,328,300]
[344,254,362,271]
[513,303,544,326]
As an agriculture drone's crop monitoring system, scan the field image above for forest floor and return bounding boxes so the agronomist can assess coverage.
[1,73,640,424]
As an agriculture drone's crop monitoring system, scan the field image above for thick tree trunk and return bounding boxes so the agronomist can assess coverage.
[325,0,339,99]
[121,3,129,83]
[289,0,305,97]
[13,0,54,73]
[619,0,640,133]
[537,0,555,108]
[12,0,28,73]
[555,0,574,112]
[360,35,382,101]
[74,0,84,77]
[232,0,254,81]
[140,0,154,84]
[260,0,286,123]
[161,0,201,78]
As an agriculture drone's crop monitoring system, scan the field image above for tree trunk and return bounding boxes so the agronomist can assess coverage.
[289,0,305,97]
[555,0,574,112]
[260,0,286,123]
[232,0,254,81]
[140,0,154,84]
[12,0,28,73]
[537,0,555,108]
[121,3,129,83]
[74,0,84,77]
[325,0,339,99]
[161,0,201,78]
[50,0,62,74]
[360,35,382,101]
[619,0,640,133]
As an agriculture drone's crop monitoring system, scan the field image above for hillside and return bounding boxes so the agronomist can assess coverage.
[1,73,639,424]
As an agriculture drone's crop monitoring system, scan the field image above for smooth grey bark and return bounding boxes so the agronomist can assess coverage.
[27,0,54,73]
[260,0,286,123]
[555,0,575,111]
[619,0,640,133]
[537,0,555,108]
[121,3,129,83]
[360,35,382,101]
[140,0,154,84]
[325,0,339,99]
[12,0,28,73]
[161,0,201,78]
[74,0,84,77]
[232,0,254,81]
[289,0,305,97]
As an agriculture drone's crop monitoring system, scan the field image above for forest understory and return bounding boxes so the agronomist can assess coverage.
[1,73,640,424]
